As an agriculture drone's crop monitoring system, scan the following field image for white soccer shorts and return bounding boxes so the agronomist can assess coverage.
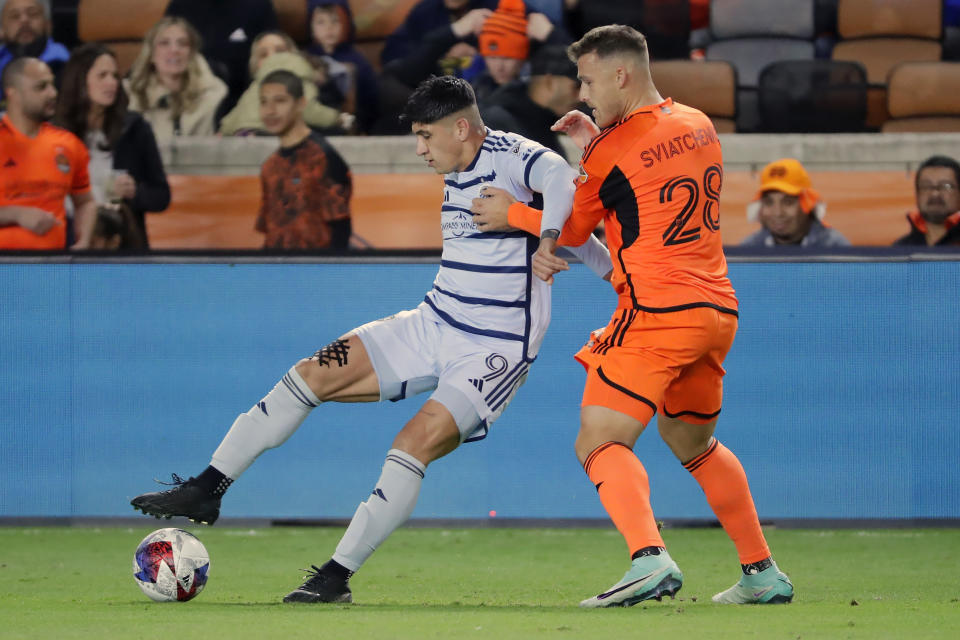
[352,304,532,443]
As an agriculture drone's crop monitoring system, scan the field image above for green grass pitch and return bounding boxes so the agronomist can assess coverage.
[2,525,958,639]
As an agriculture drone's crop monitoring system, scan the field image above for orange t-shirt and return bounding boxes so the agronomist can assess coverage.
[0,114,90,249]
[510,99,738,314]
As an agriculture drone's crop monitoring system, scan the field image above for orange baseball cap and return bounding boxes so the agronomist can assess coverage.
[754,158,822,216]
[747,158,826,220]
[478,0,529,61]
[758,158,811,196]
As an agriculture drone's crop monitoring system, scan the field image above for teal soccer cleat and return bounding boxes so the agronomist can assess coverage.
[579,551,683,608]
[712,563,794,604]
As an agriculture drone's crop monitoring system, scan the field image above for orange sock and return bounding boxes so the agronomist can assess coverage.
[584,442,664,556]
[685,439,770,564]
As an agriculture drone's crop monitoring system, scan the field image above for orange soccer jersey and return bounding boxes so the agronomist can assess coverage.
[0,114,90,249]
[510,98,737,314]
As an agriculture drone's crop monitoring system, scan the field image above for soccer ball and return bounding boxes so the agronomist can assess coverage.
[132,528,210,602]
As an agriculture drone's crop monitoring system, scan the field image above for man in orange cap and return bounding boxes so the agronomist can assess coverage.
[472,0,530,100]
[740,158,850,247]
[471,0,564,100]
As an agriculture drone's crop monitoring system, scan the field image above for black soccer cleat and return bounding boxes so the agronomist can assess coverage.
[130,474,221,525]
[283,562,353,604]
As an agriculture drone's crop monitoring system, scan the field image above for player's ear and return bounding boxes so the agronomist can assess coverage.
[454,116,470,141]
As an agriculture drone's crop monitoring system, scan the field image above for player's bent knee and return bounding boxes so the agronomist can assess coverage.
[295,335,368,400]
[393,402,461,465]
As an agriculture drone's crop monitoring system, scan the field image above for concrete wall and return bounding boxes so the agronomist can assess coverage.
[163,133,960,175]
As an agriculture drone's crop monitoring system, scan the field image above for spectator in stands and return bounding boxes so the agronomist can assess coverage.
[466,0,568,102]
[306,0,379,134]
[165,0,278,114]
[375,0,495,132]
[125,17,228,146]
[480,44,578,155]
[256,69,352,250]
[0,0,68,102]
[893,155,960,246]
[469,0,530,100]
[0,57,96,249]
[220,31,343,136]
[741,158,850,247]
[381,0,496,67]
[55,43,170,249]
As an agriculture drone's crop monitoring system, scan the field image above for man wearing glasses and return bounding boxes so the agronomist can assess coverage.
[894,155,960,247]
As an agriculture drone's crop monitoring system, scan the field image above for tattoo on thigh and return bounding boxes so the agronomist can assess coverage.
[311,339,350,368]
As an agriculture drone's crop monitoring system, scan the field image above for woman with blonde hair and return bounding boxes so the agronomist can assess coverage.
[219,30,346,136]
[125,16,228,145]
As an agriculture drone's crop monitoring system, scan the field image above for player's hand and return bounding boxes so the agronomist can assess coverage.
[552,110,601,150]
[471,185,516,232]
[452,8,493,37]
[584,326,606,349]
[15,206,61,235]
[532,236,569,285]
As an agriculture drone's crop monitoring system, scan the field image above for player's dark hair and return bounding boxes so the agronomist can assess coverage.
[55,43,130,150]
[1,56,33,90]
[915,155,960,191]
[568,24,648,62]
[400,75,477,125]
[260,69,304,99]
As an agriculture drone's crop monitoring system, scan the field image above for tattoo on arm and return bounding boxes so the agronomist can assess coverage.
[311,339,351,367]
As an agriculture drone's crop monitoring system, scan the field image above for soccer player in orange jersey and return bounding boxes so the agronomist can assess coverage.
[471,25,794,607]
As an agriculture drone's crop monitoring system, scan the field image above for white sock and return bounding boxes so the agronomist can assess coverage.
[333,449,426,572]
[210,367,321,479]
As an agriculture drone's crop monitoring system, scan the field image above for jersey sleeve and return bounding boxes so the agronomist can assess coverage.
[506,160,606,248]
[496,135,551,203]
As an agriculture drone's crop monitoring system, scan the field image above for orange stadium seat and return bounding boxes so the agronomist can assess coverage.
[274,0,309,43]
[349,0,420,72]
[77,0,170,75]
[650,60,737,132]
[832,0,944,130]
[883,61,960,132]
[837,0,943,39]
[831,39,942,129]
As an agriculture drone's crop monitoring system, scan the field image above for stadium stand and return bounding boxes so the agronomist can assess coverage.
[705,0,817,131]
[830,0,943,129]
[274,0,308,43]
[650,59,737,133]
[349,0,419,72]
[757,59,867,133]
[641,0,692,60]
[76,0,168,76]
[882,61,960,132]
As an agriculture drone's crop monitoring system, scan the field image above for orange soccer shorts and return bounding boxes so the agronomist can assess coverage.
[576,306,738,425]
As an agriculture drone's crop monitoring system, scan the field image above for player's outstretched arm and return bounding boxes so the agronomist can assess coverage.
[551,111,601,151]
[471,186,517,232]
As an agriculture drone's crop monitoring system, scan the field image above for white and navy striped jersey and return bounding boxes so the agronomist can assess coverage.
[421,129,559,362]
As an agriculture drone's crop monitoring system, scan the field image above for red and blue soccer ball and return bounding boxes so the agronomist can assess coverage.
[133,528,210,602]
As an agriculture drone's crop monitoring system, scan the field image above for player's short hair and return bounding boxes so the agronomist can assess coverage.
[1,56,35,90]
[260,69,304,100]
[915,155,960,191]
[400,75,477,125]
[568,24,648,63]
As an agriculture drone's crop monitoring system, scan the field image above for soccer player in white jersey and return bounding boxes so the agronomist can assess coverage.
[130,75,612,603]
